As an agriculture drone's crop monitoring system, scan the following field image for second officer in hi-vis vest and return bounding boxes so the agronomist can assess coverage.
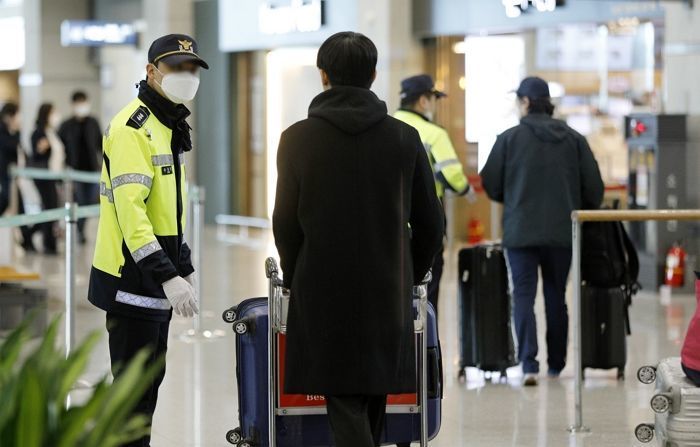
[88,34,208,447]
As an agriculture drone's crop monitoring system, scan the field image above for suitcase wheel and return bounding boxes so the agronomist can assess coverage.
[634,423,654,443]
[650,394,672,414]
[457,368,466,384]
[226,428,242,444]
[222,307,237,324]
[637,366,657,385]
[238,442,254,447]
[233,321,249,335]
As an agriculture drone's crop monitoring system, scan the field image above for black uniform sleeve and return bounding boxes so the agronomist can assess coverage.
[408,127,445,285]
[480,134,506,203]
[272,130,304,289]
[179,241,195,277]
[577,135,605,209]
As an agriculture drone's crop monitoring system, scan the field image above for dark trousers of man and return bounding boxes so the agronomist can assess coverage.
[505,247,572,375]
[325,395,387,447]
[74,182,99,239]
[107,313,169,447]
[34,179,58,252]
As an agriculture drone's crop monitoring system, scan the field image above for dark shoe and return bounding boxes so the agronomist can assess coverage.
[21,240,36,253]
[79,233,87,245]
[44,248,58,256]
[548,369,562,379]
[523,373,538,387]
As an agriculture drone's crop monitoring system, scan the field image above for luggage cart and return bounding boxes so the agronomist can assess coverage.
[224,257,435,446]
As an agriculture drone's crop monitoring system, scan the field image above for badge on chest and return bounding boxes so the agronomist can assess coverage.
[162,166,174,175]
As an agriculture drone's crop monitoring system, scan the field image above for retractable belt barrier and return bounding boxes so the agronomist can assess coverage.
[569,209,700,434]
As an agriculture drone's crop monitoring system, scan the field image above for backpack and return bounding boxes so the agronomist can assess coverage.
[581,209,641,334]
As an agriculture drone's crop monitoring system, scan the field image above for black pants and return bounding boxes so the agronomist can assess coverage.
[683,363,700,387]
[107,313,170,447]
[0,172,9,215]
[325,395,387,447]
[427,243,444,318]
[34,179,58,252]
[74,182,99,237]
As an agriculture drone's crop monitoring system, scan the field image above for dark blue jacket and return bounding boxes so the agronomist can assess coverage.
[481,113,604,248]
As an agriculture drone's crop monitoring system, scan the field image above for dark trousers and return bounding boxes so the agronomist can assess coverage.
[325,395,387,447]
[427,243,444,318]
[683,363,700,387]
[0,173,9,215]
[505,247,572,375]
[107,313,170,447]
[74,182,99,237]
[34,179,57,251]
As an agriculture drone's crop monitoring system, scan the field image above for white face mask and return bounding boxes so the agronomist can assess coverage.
[154,66,200,104]
[74,103,91,118]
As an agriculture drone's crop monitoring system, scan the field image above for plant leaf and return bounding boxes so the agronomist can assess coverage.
[15,367,45,447]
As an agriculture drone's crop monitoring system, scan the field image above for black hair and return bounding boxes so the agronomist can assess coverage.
[0,102,19,121]
[36,103,54,130]
[72,90,88,103]
[520,96,555,116]
[317,32,377,89]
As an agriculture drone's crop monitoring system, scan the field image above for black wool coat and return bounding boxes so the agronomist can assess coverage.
[273,86,444,396]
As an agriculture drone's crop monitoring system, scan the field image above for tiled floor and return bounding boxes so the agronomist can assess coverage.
[7,223,695,446]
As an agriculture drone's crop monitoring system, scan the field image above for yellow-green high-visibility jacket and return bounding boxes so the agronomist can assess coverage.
[88,95,193,321]
[394,109,470,199]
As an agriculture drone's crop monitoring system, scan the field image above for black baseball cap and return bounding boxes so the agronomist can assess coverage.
[400,75,447,100]
[516,77,550,99]
[148,34,209,70]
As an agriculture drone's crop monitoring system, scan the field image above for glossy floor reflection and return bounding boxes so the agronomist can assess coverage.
[10,224,693,446]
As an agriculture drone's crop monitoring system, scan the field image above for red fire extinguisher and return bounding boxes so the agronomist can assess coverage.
[467,218,485,245]
[665,242,686,288]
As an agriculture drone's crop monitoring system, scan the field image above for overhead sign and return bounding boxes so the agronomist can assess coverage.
[0,17,24,70]
[60,21,137,47]
[259,0,325,35]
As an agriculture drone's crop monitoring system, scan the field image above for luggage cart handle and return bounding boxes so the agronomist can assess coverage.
[265,257,279,279]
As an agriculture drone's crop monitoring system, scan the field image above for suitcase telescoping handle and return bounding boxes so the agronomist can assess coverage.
[266,257,279,447]
[414,269,432,447]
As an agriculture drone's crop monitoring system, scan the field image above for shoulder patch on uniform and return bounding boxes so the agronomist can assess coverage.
[104,124,111,137]
[126,106,150,129]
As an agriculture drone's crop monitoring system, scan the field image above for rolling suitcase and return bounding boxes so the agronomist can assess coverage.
[580,285,627,379]
[222,258,442,447]
[457,244,517,381]
[635,357,700,445]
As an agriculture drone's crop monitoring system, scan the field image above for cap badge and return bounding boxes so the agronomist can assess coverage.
[178,40,193,52]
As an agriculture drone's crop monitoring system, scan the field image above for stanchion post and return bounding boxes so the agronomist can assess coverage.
[64,202,77,358]
[179,185,225,342]
[568,216,589,433]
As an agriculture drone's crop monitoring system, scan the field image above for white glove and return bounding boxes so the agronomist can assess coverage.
[184,272,198,300]
[162,276,199,317]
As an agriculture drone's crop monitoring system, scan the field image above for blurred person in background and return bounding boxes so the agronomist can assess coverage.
[59,90,103,244]
[0,102,35,250]
[394,75,473,318]
[0,102,21,216]
[31,103,64,255]
[480,77,604,387]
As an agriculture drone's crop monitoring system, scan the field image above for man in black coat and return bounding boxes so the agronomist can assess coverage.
[58,90,102,244]
[272,32,444,447]
[481,77,604,387]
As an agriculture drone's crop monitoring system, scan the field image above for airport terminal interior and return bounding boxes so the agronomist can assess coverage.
[3,0,700,446]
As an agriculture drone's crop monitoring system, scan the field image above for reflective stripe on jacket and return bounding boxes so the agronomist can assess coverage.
[88,97,193,321]
[394,109,469,199]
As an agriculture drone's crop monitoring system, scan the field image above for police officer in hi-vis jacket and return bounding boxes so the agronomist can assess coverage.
[88,34,208,447]
[395,75,473,318]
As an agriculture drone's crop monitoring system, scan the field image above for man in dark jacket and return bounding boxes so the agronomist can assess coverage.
[58,91,102,244]
[273,32,444,447]
[0,102,20,216]
[481,77,604,387]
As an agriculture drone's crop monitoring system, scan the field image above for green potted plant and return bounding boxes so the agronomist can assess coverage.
[0,316,164,447]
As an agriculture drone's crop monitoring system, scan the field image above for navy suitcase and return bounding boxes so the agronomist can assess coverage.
[223,259,442,447]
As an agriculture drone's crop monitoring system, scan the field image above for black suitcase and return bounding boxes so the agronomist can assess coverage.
[458,245,517,380]
[581,285,627,379]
